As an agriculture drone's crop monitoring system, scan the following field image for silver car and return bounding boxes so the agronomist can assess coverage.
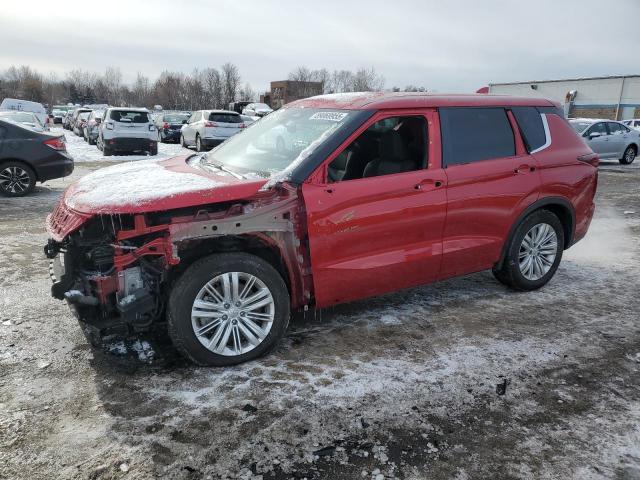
[180,110,246,152]
[569,119,638,165]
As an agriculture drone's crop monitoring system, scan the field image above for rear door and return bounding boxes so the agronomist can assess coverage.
[438,106,541,279]
[584,122,612,158]
[301,110,447,307]
[607,122,629,158]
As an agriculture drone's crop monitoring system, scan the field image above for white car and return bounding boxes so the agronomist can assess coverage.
[180,110,246,152]
[241,102,273,118]
[97,107,157,156]
[0,110,48,132]
[0,98,48,127]
[622,119,640,131]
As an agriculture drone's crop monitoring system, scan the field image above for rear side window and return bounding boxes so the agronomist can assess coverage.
[512,107,547,152]
[209,113,242,123]
[110,110,150,123]
[440,108,515,166]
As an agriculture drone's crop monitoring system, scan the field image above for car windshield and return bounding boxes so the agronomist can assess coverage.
[253,103,270,110]
[203,108,356,176]
[164,113,189,123]
[570,121,592,133]
[0,111,37,123]
[79,112,90,120]
[111,110,149,123]
[209,112,242,123]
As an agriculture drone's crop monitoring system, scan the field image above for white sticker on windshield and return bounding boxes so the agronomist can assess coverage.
[309,112,348,122]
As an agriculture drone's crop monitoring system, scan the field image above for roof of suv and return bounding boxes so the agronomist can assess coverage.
[290,92,558,110]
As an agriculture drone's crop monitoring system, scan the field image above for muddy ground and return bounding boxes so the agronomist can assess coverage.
[1,149,639,479]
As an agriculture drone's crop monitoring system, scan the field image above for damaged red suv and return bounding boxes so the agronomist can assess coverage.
[45,93,598,366]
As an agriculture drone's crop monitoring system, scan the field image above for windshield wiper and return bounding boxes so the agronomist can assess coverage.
[200,155,245,179]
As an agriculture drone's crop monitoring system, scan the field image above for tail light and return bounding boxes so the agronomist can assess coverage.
[44,137,66,151]
[578,153,599,167]
[163,122,169,130]
[204,121,218,127]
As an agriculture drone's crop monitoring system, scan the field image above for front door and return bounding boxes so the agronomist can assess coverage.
[301,111,447,307]
[585,121,612,158]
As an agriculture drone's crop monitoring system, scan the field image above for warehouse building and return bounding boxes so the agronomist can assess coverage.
[486,75,640,120]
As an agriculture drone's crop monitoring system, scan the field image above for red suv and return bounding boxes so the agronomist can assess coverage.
[45,93,598,366]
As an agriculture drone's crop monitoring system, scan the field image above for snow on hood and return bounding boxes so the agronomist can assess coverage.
[64,156,267,214]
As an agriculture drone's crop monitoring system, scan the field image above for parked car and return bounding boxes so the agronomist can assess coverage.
[62,110,75,130]
[97,107,157,156]
[0,111,48,132]
[622,119,640,131]
[241,102,273,117]
[0,119,73,196]
[45,93,598,366]
[69,108,92,133]
[229,101,252,114]
[154,111,191,143]
[73,111,91,137]
[0,98,49,127]
[240,115,256,125]
[51,108,66,124]
[180,110,246,151]
[83,110,104,145]
[569,118,638,164]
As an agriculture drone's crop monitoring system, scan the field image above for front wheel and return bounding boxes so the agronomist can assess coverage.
[181,134,188,148]
[492,210,564,291]
[168,253,290,366]
[620,145,636,165]
[195,134,204,152]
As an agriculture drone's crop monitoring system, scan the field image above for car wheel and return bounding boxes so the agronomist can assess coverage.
[149,142,158,156]
[0,162,36,197]
[181,134,189,148]
[87,135,95,146]
[103,143,113,156]
[492,209,564,291]
[168,252,290,366]
[620,145,636,165]
[195,134,204,152]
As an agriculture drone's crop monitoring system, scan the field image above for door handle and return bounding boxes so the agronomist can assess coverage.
[514,164,535,174]
[414,179,444,190]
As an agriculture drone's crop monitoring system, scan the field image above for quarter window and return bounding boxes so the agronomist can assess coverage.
[511,107,547,152]
[440,108,515,166]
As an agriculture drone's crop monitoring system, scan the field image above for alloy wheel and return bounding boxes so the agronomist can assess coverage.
[624,147,636,163]
[0,166,31,195]
[518,223,558,281]
[191,272,275,356]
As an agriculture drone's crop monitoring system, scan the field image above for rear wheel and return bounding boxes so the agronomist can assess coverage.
[0,162,36,197]
[103,142,113,156]
[168,253,290,366]
[195,134,204,152]
[181,134,188,148]
[620,145,636,165]
[492,210,564,291]
[149,142,158,156]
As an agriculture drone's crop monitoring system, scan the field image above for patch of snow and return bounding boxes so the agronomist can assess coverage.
[65,158,225,210]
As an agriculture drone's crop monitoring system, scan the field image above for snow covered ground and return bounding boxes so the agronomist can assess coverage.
[0,160,639,479]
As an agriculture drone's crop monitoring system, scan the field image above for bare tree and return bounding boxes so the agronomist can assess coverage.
[221,62,241,108]
[103,66,122,105]
[200,68,222,108]
[238,82,256,102]
[351,67,385,92]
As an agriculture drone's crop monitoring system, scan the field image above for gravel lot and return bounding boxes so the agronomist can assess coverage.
[1,133,639,479]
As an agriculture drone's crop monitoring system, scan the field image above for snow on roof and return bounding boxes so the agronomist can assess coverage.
[66,158,224,210]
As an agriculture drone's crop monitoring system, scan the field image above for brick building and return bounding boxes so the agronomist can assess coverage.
[487,75,640,120]
[260,80,324,109]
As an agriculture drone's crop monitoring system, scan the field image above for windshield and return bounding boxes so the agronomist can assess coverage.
[203,108,356,177]
[111,110,149,123]
[164,113,189,123]
[570,121,591,133]
[253,103,271,110]
[0,111,37,123]
[78,112,90,120]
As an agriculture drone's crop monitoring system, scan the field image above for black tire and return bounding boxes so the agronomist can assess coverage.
[492,209,564,291]
[103,143,113,156]
[149,142,158,156]
[87,135,95,146]
[195,134,204,152]
[168,253,290,366]
[181,134,189,148]
[620,145,636,165]
[0,161,36,197]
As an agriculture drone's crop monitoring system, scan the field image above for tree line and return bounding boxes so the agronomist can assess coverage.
[0,63,426,110]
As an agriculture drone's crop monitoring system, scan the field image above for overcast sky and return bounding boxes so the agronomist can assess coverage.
[1,0,638,93]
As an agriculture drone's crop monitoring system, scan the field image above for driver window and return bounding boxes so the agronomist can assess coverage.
[328,116,427,183]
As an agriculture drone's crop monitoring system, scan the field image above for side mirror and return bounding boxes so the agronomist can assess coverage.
[588,131,602,140]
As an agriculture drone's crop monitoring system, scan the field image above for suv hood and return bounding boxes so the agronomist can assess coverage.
[62,155,268,215]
